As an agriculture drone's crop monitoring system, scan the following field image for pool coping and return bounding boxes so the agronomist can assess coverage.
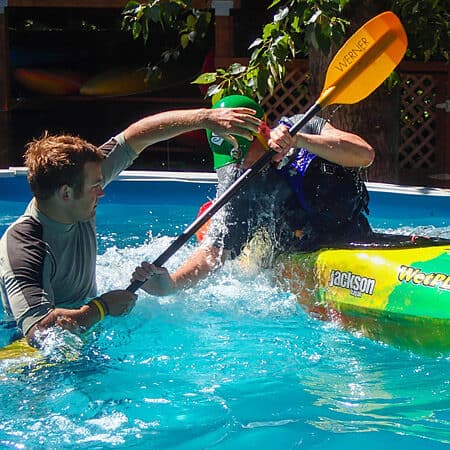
[1,166,449,197]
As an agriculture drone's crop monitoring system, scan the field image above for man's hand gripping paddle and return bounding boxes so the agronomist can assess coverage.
[127,11,407,293]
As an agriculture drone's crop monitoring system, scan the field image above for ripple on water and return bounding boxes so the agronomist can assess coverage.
[2,226,450,448]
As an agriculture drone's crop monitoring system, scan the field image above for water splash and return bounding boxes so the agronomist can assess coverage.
[2,222,450,448]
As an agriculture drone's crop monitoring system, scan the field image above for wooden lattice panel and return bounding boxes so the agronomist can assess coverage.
[264,67,440,171]
[261,67,311,126]
[399,74,437,169]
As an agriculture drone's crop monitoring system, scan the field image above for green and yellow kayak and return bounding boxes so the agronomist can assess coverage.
[2,237,450,358]
[0,338,37,360]
[278,236,450,354]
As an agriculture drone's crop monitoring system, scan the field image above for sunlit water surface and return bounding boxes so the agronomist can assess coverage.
[1,179,450,449]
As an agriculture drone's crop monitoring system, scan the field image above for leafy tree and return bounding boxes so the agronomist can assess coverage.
[190,0,447,102]
[122,1,213,82]
[123,0,448,181]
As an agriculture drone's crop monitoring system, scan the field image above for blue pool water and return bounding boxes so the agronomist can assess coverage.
[1,170,450,449]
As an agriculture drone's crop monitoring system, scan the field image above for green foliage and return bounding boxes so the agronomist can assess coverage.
[192,0,351,102]
[392,0,449,61]
[122,0,212,81]
[124,0,448,101]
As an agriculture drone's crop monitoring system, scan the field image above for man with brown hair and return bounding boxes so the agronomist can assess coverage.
[0,106,261,346]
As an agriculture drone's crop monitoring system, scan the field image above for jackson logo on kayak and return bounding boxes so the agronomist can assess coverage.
[398,265,450,291]
[328,270,376,298]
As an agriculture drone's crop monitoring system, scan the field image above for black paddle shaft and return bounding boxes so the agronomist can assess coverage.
[126,102,321,293]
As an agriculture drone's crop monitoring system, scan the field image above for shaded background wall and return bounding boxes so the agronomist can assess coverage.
[0,1,448,186]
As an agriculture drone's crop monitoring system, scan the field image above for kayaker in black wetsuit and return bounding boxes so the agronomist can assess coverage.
[131,94,375,294]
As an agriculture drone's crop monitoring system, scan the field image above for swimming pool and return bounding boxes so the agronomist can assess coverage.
[1,169,450,449]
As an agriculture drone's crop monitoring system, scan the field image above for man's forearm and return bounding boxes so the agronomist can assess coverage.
[172,246,226,290]
[295,124,375,168]
[123,106,261,155]
[124,108,210,154]
[26,303,102,345]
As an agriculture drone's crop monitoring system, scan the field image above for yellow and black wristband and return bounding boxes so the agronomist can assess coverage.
[89,296,110,321]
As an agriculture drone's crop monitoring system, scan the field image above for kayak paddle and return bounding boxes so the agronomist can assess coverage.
[127,11,407,293]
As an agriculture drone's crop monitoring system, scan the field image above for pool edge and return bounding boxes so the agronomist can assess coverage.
[2,167,450,196]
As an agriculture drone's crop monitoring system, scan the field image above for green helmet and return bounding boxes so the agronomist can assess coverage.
[206,95,264,170]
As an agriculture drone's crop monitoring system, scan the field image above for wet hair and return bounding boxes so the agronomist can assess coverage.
[24,132,105,200]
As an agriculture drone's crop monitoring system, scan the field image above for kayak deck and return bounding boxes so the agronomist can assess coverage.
[277,236,450,353]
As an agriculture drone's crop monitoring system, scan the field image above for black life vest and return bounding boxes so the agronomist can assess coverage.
[279,147,370,230]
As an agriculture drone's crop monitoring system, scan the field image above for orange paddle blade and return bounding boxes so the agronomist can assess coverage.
[318,11,408,106]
